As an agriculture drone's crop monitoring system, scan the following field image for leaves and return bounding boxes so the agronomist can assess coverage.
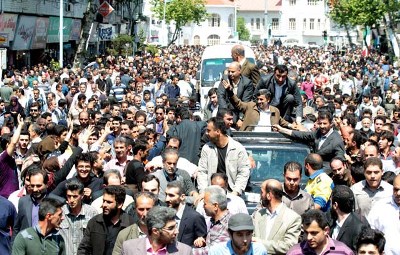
[151,0,208,45]
[237,17,250,41]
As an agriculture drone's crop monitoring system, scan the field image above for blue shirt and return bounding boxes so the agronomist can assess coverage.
[209,240,268,255]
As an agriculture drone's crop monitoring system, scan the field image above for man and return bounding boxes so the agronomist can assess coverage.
[0,114,24,198]
[282,161,314,216]
[355,227,385,255]
[13,168,64,239]
[226,85,289,131]
[367,174,400,255]
[378,130,396,172]
[12,198,65,255]
[103,137,133,177]
[256,64,303,123]
[330,185,366,252]
[198,117,250,196]
[166,107,206,165]
[253,179,301,255]
[196,173,248,226]
[125,140,150,193]
[110,76,127,102]
[52,153,103,204]
[0,78,13,104]
[112,192,156,255]
[304,153,334,212]
[60,179,98,255]
[351,157,392,218]
[209,213,267,255]
[0,195,16,255]
[78,185,135,255]
[164,75,181,99]
[274,110,345,170]
[287,209,354,255]
[197,185,232,253]
[145,136,198,178]
[152,148,198,202]
[373,115,386,135]
[330,158,353,187]
[148,105,167,135]
[203,88,219,120]
[218,61,254,124]
[165,181,207,247]
[231,44,260,86]
[121,206,192,255]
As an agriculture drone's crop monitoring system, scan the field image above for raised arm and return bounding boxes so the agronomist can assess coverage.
[7,114,24,157]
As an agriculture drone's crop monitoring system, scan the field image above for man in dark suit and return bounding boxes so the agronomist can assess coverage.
[121,206,192,255]
[256,64,303,123]
[231,44,260,86]
[218,61,254,126]
[13,167,64,240]
[165,181,207,247]
[330,185,367,251]
[274,109,345,170]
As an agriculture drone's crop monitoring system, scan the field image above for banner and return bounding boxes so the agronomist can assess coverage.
[12,16,37,50]
[0,13,18,41]
[31,17,49,49]
[0,33,9,47]
[98,24,115,41]
[47,16,73,43]
[69,19,82,41]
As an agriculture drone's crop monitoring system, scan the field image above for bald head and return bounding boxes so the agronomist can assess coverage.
[305,153,323,171]
[263,179,283,202]
[229,61,241,71]
[231,45,245,61]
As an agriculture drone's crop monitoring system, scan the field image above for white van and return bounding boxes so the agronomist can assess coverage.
[197,44,256,110]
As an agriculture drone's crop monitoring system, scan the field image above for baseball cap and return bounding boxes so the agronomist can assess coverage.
[228,213,254,231]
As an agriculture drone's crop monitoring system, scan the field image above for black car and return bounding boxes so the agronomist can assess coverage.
[232,131,311,213]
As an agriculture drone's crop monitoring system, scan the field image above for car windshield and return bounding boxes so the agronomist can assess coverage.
[200,58,231,87]
[246,147,309,193]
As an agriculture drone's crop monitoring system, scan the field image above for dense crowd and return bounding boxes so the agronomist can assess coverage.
[0,43,399,255]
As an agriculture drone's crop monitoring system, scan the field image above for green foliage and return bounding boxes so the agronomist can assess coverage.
[107,34,134,56]
[145,44,160,55]
[237,17,250,41]
[329,0,400,27]
[151,0,208,45]
[50,59,61,71]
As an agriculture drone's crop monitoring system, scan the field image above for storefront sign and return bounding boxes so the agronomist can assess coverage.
[47,16,73,43]
[98,24,115,41]
[69,19,82,41]
[31,17,49,49]
[12,16,37,50]
[0,14,18,42]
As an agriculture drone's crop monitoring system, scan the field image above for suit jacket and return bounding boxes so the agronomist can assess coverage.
[229,93,289,131]
[256,74,303,119]
[253,203,301,255]
[241,59,261,86]
[121,237,193,255]
[218,75,254,112]
[13,193,65,240]
[178,205,207,247]
[112,224,141,255]
[291,129,345,170]
[329,212,367,251]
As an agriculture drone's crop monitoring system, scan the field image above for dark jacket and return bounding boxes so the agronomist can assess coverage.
[256,73,303,119]
[178,205,207,247]
[241,59,261,86]
[77,211,135,255]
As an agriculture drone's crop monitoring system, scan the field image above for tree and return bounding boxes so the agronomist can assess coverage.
[151,0,208,46]
[236,17,250,41]
[106,34,134,57]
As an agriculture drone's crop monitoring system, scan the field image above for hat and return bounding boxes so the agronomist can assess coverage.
[228,213,254,231]
[79,78,88,84]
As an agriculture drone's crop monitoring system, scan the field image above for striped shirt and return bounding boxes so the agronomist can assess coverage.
[287,238,354,255]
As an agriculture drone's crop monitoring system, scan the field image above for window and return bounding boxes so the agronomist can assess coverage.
[307,0,317,5]
[207,34,220,45]
[263,18,265,28]
[228,14,234,28]
[289,0,296,6]
[289,18,296,30]
[317,19,321,30]
[271,18,279,30]
[256,18,261,29]
[303,18,307,30]
[309,18,315,30]
[208,14,220,27]
[251,18,254,28]
[193,35,200,45]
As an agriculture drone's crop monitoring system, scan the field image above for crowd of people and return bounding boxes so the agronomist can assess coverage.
[0,43,399,255]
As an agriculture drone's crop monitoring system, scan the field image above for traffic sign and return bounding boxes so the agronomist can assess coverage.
[98,1,114,18]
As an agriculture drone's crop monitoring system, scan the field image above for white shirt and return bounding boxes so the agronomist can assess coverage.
[368,198,400,255]
[331,213,350,240]
[254,109,271,132]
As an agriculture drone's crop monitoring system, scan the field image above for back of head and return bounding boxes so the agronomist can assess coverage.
[305,153,323,170]
[331,185,354,214]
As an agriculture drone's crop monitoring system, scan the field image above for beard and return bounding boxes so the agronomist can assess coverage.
[103,206,119,219]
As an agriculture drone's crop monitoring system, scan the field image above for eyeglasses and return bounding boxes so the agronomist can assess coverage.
[161,224,177,233]
[30,109,38,112]
[156,112,164,115]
